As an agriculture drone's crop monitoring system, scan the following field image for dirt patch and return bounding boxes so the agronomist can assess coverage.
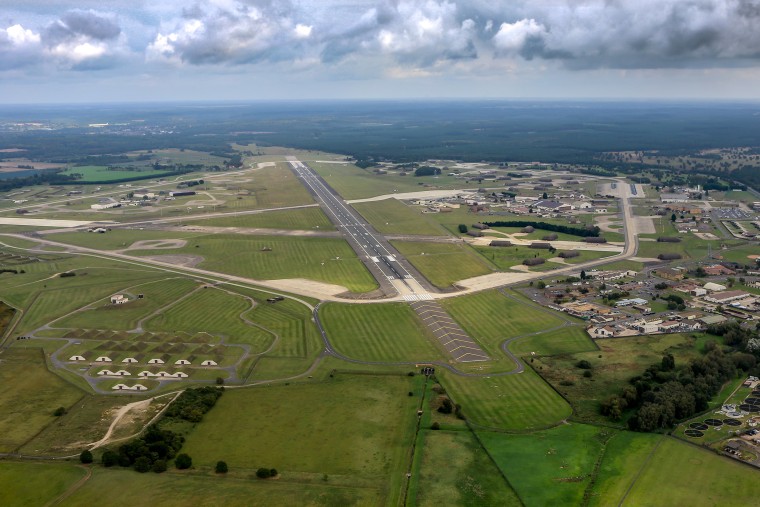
[125,239,187,250]
[144,254,204,267]
[694,232,719,240]
[747,255,759,260]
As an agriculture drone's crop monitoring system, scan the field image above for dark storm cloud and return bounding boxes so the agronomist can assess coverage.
[43,10,121,45]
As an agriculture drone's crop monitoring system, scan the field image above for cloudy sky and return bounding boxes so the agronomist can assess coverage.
[2,0,760,103]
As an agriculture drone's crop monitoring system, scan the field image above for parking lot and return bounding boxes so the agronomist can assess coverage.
[713,208,755,220]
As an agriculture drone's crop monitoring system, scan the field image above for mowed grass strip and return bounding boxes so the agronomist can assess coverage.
[0,462,86,506]
[622,438,760,506]
[414,430,521,507]
[320,302,445,362]
[246,300,320,358]
[61,466,380,507]
[186,206,334,231]
[130,234,378,294]
[440,369,571,431]
[353,199,446,236]
[238,163,316,208]
[0,348,84,453]
[144,288,272,351]
[441,290,564,358]
[390,241,493,288]
[478,423,607,506]
[56,278,200,331]
[180,374,418,504]
[508,326,598,357]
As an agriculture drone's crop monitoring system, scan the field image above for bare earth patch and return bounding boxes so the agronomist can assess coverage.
[694,232,719,240]
[144,254,205,268]
[124,239,188,250]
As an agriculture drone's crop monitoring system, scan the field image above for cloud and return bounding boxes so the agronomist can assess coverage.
[493,19,546,54]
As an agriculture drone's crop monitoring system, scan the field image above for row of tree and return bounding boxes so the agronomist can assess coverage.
[482,221,601,237]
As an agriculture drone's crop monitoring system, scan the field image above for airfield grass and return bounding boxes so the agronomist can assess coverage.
[390,240,493,288]
[533,333,713,424]
[474,244,612,272]
[717,243,760,264]
[439,368,571,431]
[413,430,521,507]
[234,163,317,208]
[185,206,334,230]
[0,462,86,506]
[508,326,598,357]
[310,161,461,200]
[623,437,760,506]
[180,374,419,505]
[128,234,379,293]
[55,277,200,331]
[144,287,273,351]
[478,423,607,506]
[588,431,662,507]
[441,290,564,360]
[50,229,201,251]
[0,348,84,453]
[19,395,133,456]
[352,199,446,236]
[245,298,321,358]
[320,302,445,362]
[60,165,170,182]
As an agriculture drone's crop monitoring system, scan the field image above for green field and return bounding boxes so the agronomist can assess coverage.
[0,348,84,452]
[441,290,564,360]
[320,302,445,362]
[508,326,598,357]
[51,229,201,251]
[622,438,760,506]
[234,163,317,208]
[353,199,446,236]
[186,207,334,230]
[413,430,521,506]
[60,165,172,182]
[180,373,419,505]
[391,241,493,288]
[478,423,607,506]
[439,369,571,431]
[0,462,86,506]
[310,161,461,200]
[534,333,713,424]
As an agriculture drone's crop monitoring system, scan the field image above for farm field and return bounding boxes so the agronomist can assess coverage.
[180,373,419,505]
[439,368,571,431]
[533,333,714,424]
[310,161,461,200]
[0,348,84,453]
[319,302,445,362]
[57,466,381,507]
[478,423,607,506]
[352,199,446,236]
[622,437,760,506]
[413,430,521,506]
[185,206,334,230]
[508,325,598,357]
[390,241,493,288]
[0,462,87,506]
[441,290,564,360]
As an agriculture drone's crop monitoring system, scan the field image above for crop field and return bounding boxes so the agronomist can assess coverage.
[588,431,661,507]
[320,302,445,362]
[0,348,84,453]
[59,165,172,182]
[144,287,273,351]
[478,424,608,506]
[623,438,760,506]
[55,277,200,331]
[390,241,493,288]
[413,430,521,506]
[508,326,598,357]
[441,290,564,360]
[180,373,419,505]
[352,199,446,236]
[310,161,461,200]
[55,466,382,507]
[533,333,713,423]
[186,207,334,230]
[439,369,571,431]
[0,462,87,506]
[128,234,378,293]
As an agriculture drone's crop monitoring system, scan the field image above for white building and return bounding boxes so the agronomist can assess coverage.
[201,360,218,366]
[69,355,86,361]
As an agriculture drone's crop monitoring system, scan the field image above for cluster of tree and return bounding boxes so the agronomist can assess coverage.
[0,170,79,192]
[602,291,629,302]
[657,253,683,260]
[0,268,19,275]
[185,179,205,187]
[59,272,76,278]
[706,322,760,357]
[578,167,618,177]
[225,154,243,168]
[414,166,441,177]
[104,425,186,473]
[256,467,278,478]
[164,386,223,423]
[482,221,600,237]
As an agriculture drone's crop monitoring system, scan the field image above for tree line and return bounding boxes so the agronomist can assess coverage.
[482,221,601,237]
